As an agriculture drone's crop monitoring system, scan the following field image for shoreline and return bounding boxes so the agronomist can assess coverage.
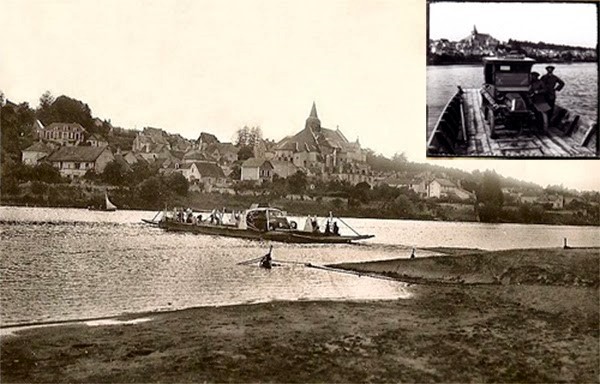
[2,203,599,228]
[2,247,598,382]
[427,60,597,67]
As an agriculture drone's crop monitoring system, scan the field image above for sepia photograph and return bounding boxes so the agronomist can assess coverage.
[1,0,599,383]
[427,1,599,157]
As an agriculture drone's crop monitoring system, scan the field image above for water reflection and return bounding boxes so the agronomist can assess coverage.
[2,206,599,326]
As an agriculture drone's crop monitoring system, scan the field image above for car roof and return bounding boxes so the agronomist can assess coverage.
[483,55,536,64]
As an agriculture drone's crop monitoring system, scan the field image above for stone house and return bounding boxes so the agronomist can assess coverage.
[132,127,171,153]
[21,141,54,165]
[45,146,114,178]
[428,179,473,200]
[86,133,109,147]
[205,143,239,165]
[241,158,274,182]
[37,122,86,146]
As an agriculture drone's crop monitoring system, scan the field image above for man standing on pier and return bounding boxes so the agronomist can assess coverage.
[541,65,565,119]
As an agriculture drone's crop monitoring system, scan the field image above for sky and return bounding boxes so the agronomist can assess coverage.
[1,0,599,191]
[429,1,598,48]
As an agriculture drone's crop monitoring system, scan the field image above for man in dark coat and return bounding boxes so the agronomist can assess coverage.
[530,72,550,132]
[540,65,565,118]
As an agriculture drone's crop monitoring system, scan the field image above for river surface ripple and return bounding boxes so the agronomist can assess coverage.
[1,206,598,326]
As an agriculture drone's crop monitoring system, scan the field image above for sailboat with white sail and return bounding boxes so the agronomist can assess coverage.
[89,192,118,212]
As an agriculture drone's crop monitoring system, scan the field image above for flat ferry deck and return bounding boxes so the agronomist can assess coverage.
[457,89,596,157]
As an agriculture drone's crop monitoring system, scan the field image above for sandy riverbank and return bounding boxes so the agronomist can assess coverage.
[1,247,598,383]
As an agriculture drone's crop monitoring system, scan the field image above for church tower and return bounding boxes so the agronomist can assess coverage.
[305,101,321,132]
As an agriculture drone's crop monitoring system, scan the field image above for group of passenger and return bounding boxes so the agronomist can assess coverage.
[529,65,565,131]
[303,216,340,236]
[172,207,233,226]
[171,207,342,236]
[324,220,340,236]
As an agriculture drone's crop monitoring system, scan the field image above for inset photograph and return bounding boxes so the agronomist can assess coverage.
[426,1,598,158]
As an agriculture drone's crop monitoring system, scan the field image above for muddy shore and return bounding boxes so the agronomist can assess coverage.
[1,247,598,383]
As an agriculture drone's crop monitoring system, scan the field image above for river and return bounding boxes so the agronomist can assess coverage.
[427,62,598,136]
[1,206,599,327]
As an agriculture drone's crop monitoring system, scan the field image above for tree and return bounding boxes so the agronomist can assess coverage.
[235,125,262,147]
[392,152,407,164]
[34,163,62,184]
[249,126,262,147]
[229,165,241,180]
[1,101,35,163]
[287,171,307,194]
[475,170,504,222]
[237,146,254,161]
[351,182,371,203]
[101,161,129,185]
[138,176,164,205]
[166,173,189,196]
[38,91,55,110]
[391,194,417,217]
[37,95,93,130]
[128,161,155,185]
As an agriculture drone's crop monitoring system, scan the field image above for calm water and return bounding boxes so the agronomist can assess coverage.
[427,62,599,135]
[1,206,599,327]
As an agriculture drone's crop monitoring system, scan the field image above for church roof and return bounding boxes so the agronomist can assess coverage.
[275,103,358,154]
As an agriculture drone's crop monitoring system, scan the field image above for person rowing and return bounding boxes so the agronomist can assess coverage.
[259,245,273,269]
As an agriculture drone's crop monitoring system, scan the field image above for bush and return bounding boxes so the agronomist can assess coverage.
[31,181,48,194]
[34,163,62,184]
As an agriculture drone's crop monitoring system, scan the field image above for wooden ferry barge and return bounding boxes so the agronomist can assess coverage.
[427,56,598,157]
[158,206,374,244]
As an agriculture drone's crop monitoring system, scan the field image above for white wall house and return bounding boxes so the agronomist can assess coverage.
[45,146,114,178]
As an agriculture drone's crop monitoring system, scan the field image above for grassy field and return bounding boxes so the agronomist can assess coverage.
[1,247,598,383]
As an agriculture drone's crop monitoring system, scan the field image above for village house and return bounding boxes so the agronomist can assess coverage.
[182,150,211,163]
[195,162,227,186]
[519,195,540,204]
[270,160,298,179]
[121,151,149,166]
[162,161,226,187]
[241,158,274,182]
[537,195,565,209]
[21,141,54,165]
[45,146,114,178]
[205,142,239,165]
[427,179,473,200]
[36,122,86,146]
[85,133,109,147]
[195,132,219,151]
[132,127,172,154]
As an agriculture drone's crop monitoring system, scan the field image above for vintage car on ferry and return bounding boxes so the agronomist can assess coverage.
[427,54,597,157]
[480,56,538,138]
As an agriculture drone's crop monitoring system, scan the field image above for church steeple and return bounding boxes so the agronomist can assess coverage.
[472,25,478,35]
[309,101,318,119]
[305,101,321,132]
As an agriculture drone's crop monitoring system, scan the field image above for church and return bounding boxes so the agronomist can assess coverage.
[273,103,368,177]
[460,25,499,49]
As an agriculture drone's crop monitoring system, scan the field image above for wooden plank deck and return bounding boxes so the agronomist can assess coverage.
[461,88,596,157]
